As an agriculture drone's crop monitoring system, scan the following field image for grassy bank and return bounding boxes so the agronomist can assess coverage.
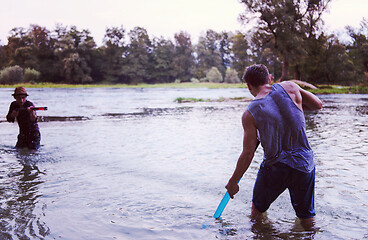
[309,85,368,94]
[0,82,247,89]
[1,82,367,94]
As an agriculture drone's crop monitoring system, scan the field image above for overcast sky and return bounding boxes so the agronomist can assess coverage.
[0,0,367,46]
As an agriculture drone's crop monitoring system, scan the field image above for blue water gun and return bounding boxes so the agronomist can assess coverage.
[213,140,260,219]
[213,178,241,219]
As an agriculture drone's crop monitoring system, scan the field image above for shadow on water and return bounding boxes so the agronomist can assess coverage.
[10,107,195,123]
[304,111,320,131]
[216,215,319,240]
[0,146,49,239]
[0,116,89,123]
[38,116,90,122]
[356,105,368,115]
[101,105,244,120]
[101,107,194,119]
[5,105,242,123]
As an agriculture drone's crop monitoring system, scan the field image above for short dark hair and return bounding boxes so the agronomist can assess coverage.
[242,64,269,87]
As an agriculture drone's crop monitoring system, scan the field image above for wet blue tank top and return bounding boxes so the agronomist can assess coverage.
[247,83,314,173]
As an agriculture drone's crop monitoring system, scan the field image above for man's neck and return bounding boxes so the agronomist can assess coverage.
[254,84,272,99]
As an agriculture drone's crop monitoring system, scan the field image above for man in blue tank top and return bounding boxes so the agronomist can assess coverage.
[225,64,322,229]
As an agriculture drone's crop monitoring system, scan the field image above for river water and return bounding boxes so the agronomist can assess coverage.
[0,87,367,240]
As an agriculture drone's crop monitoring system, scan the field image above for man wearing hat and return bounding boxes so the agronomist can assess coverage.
[6,87,41,150]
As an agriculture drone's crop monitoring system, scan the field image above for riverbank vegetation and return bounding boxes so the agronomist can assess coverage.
[1,82,367,94]
[0,1,367,87]
[0,82,247,89]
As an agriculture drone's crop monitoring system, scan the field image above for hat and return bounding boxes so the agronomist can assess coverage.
[12,87,28,96]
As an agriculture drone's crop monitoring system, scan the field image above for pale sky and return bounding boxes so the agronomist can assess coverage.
[0,0,367,46]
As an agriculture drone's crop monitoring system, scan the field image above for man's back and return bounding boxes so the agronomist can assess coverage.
[247,83,314,173]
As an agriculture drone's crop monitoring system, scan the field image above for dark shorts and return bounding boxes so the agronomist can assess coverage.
[16,131,41,150]
[252,162,316,219]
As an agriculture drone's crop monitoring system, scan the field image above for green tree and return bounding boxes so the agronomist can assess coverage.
[123,27,153,84]
[30,25,55,82]
[206,66,223,83]
[230,32,253,77]
[347,18,368,84]
[13,46,38,69]
[219,31,233,70]
[0,25,56,82]
[173,31,195,82]
[324,37,356,85]
[53,25,96,83]
[240,0,331,81]
[295,33,358,85]
[24,68,41,82]
[224,68,241,83]
[194,30,225,79]
[298,33,329,83]
[3,27,33,68]
[0,65,24,84]
[100,25,127,83]
[151,37,176,83]
[0,44,4,69]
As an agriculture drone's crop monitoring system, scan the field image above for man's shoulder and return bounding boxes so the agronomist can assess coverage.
[242,109,256,129]
[278,81,299,92]
[9,101,18,109]
[25,100,34,106]
[277,81,303,106]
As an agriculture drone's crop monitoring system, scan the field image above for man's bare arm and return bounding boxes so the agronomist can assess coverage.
[299,87,323,111]
[226,110,258,198]
[280,81,322,112]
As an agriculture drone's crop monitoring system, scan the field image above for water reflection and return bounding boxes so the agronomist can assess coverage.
[38,116,90,122]
[0,147,49,239]
[217,215,318,239]
[250,217,279,240]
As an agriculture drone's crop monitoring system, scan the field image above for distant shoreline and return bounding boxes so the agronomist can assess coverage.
[1,82,367,94]
[0,82,247,89]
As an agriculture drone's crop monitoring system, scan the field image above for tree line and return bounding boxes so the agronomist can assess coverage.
[0,0,367,86]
